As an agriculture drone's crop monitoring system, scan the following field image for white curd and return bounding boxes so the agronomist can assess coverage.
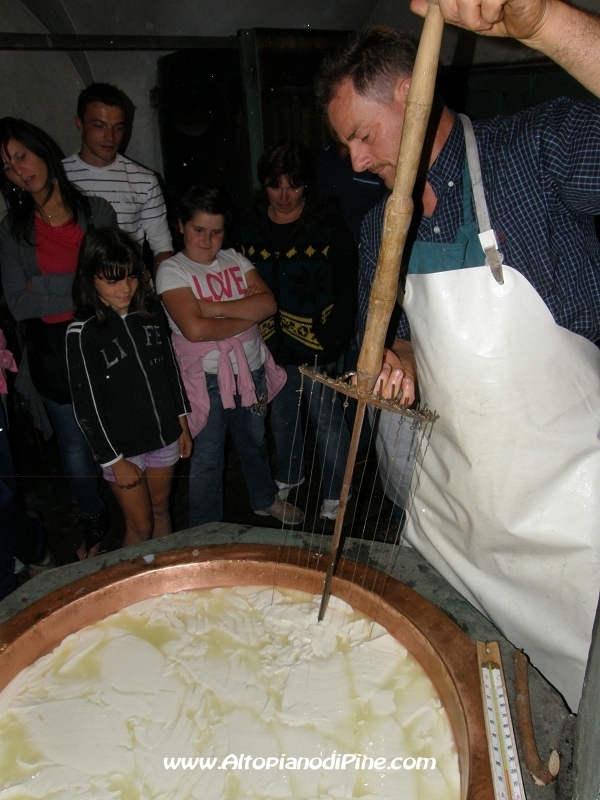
[0,587,460,799]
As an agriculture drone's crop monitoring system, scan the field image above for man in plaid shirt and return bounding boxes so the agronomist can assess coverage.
[317,0,600,402]
[314,0,600,709]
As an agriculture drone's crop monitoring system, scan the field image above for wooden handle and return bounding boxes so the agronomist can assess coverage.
[513,649,560,785]
[357,2,444,394]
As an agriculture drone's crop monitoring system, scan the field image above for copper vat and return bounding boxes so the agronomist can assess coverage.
[0,544,493,799]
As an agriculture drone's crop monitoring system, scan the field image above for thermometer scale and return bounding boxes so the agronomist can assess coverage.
[477,641,526,800]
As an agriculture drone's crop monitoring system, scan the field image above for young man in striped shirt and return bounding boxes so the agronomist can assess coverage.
[63,83,173,272]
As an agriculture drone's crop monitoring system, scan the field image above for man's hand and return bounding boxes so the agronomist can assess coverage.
[410,0,600,98]
[112,458,143,489]
[374,341,417,406]
[409,0,549,40]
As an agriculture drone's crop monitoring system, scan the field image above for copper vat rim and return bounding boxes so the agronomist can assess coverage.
[0,543,493,799]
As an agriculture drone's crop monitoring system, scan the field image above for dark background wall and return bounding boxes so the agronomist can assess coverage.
[1,0,598,179]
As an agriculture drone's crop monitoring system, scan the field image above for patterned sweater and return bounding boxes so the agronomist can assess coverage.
[238,194,358,366]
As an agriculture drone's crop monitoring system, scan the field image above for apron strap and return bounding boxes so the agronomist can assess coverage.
[462,158,473,225]
[459,114,504,284]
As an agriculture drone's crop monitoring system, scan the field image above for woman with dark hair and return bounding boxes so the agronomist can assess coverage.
[156,186,303,527]
[239,141,358,521]
[0,117,117,559]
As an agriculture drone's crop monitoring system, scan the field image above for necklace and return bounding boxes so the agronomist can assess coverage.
[35,181,64,224]
[37,203,66,225]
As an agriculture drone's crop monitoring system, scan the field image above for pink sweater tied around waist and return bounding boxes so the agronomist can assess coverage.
[171,324,286,438]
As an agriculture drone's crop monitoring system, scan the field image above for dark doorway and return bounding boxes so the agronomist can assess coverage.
[156,48,250,216]
[156,29,350,218]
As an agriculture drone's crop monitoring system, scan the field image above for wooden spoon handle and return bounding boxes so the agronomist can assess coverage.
[357,2,444,394]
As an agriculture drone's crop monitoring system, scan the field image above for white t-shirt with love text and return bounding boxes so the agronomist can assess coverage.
[156,249,264,373]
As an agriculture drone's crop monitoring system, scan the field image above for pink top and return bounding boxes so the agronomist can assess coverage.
[35,217,83,324]
[0,330,17,395]
[171,324,286,437]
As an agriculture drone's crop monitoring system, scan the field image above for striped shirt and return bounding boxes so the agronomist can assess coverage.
[63,153,173,256]
[359,97,600,342]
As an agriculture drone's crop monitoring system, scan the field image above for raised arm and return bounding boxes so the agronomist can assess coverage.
[160,286,255,343]
[410,0,600,97]
[195,270,277,322]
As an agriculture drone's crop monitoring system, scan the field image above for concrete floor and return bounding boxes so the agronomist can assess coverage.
[0,522,574,799]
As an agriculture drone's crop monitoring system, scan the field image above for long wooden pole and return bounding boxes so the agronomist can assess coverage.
[319,2,445,620]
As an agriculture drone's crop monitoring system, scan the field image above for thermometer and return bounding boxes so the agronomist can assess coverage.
[477,641,526,800]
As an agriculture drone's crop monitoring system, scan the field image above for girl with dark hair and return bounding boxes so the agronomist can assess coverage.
[0,117,117,559]
[71,226,155,323]
[67,228,192,549]
[239,141,358,521]
[156,186,303,527]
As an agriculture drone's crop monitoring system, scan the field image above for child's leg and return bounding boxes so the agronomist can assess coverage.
[229,367,278,512]
[110,478,154,547]
[189,373,228,526]
[145,464,175,538]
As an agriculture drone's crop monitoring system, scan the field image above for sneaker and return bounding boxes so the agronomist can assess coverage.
[319,499,340,520]
[14,558,26,575]
[255,498,304,526]
[27,547,57,573]
[275,477,306,501]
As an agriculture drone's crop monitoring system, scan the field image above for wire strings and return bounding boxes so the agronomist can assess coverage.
[271,366,436,632]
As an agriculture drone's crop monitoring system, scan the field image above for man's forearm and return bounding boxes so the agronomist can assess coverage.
[410,0,600,98]
[526,1,600,98]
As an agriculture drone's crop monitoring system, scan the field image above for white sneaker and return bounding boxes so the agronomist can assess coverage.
[275,477,306,501]
[255,498,305,526]
[13,558,26,575]
[319,499,340,520]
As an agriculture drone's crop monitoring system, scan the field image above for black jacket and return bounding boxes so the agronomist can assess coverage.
[66,305,190,465]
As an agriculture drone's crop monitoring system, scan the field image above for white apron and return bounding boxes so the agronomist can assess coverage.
[387,116,600,710]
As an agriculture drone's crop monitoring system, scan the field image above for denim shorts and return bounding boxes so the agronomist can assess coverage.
[102,439,180,482]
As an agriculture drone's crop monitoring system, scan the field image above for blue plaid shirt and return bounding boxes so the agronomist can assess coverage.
[359,97,600,341]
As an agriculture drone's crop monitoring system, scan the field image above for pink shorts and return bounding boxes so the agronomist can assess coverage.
[102,439,180,482]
